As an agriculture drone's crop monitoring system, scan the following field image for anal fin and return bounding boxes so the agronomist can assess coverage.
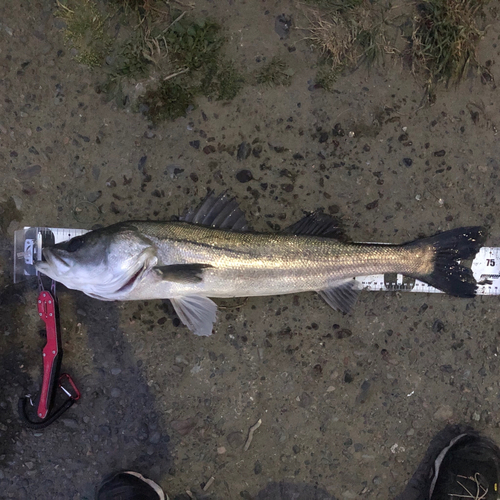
[317,280,360,314]
[170,295,218,336]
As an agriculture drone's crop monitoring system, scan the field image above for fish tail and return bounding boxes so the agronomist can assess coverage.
[405,226,487,297]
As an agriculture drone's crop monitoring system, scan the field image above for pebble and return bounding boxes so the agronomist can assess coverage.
[164,164,184,179]
[297,392,312,408]
[111,368,121,375]
[18,164,41,178]
[149,431,160,444]
[86,191,102,203]
[61,418,79,429]
[236,169,253,183]
[237,142,251,160]
[403,158,413,167]
[254,461,262,474]
[432,319,445,333]
[433,405,453,421]
[274,14,292,39]
[217,446,226,454]
[110,388,121,398]
[472,411,481,422]
[226,431,244,449]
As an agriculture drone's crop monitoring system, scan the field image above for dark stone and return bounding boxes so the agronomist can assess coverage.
[434,150,446,157]
[236,169,253,183]
[189,140,200,149]
[403,158,413,167]
[275,14,292,39]
[254,460,262,474]
[432,319,445,333]
[237,142,251,160]
[365,199,379,210]
[318,132,328,143]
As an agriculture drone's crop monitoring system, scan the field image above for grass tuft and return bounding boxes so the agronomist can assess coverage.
[411,0,487,85]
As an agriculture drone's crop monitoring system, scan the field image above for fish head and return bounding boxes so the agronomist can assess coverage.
[35,223,157,299]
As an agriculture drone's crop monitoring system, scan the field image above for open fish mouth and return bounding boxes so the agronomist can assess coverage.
[114,264,146,295]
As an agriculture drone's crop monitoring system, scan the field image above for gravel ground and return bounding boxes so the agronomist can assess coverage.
[1,1,500,499]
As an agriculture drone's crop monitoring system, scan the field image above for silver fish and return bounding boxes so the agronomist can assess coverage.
[36,192,486,336]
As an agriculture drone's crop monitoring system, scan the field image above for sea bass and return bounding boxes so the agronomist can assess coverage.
[36,192,486,336]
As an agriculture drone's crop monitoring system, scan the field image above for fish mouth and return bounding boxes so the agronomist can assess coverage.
[115,265,145,295]
[37,248,71,274]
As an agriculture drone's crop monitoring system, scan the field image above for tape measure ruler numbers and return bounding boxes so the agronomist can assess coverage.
[13,227,500,296]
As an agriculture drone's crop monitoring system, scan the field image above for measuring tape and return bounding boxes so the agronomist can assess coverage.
[356,245,500,295]
[13,227,500,295]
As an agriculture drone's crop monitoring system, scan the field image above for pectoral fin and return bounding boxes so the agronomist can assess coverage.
[170,295,218,336]
[317,279,360,314]
[154,264,213,283]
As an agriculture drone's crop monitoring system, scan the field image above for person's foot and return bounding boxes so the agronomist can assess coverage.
[396,425,500,500]
[96,471,168,500]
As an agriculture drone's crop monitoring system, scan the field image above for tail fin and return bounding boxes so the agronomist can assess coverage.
[406,226,486,298]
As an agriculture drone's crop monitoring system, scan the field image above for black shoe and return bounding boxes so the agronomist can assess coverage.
[396,425,500,500]
[96,471,168,500]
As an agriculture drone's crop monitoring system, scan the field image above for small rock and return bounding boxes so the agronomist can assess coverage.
[237,142,251,160]
[433,405,453,421]
[236,169,253,183]
[217,446,226,454]
[149,431,161,444]
[434,150,446,157]
[111,368,121,375]
[254,461,262,474]
[318,132,329,143]
[61,418,79,429]
[274,14,292,39]
[171,417,197,436]
[365,199,379,210]
[18,164,41,178]
[203,145,216,154]
[297,391,312,408]
[110,387,121,398]
[472,411,481,422]
[403,158,413,167]
[432,319,445,333]
[164,164,184,179]
[227,431,244,449]
[86,191,102,203]
[189,140,200,149]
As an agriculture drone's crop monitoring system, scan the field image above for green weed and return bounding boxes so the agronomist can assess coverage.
[140,79,196,123]
[257,57,294,86]
[411,0,487,85]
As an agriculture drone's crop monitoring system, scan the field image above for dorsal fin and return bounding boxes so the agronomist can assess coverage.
[285,211,345,239]
[180,191,249,231]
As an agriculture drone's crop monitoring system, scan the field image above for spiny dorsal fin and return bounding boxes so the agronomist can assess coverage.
[180,191,249,231]
[285,211,345,239]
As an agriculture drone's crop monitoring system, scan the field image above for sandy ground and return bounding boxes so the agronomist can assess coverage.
[1,0,500,499]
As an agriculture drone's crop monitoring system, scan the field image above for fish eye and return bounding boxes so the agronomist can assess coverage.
[66,236,85,253]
